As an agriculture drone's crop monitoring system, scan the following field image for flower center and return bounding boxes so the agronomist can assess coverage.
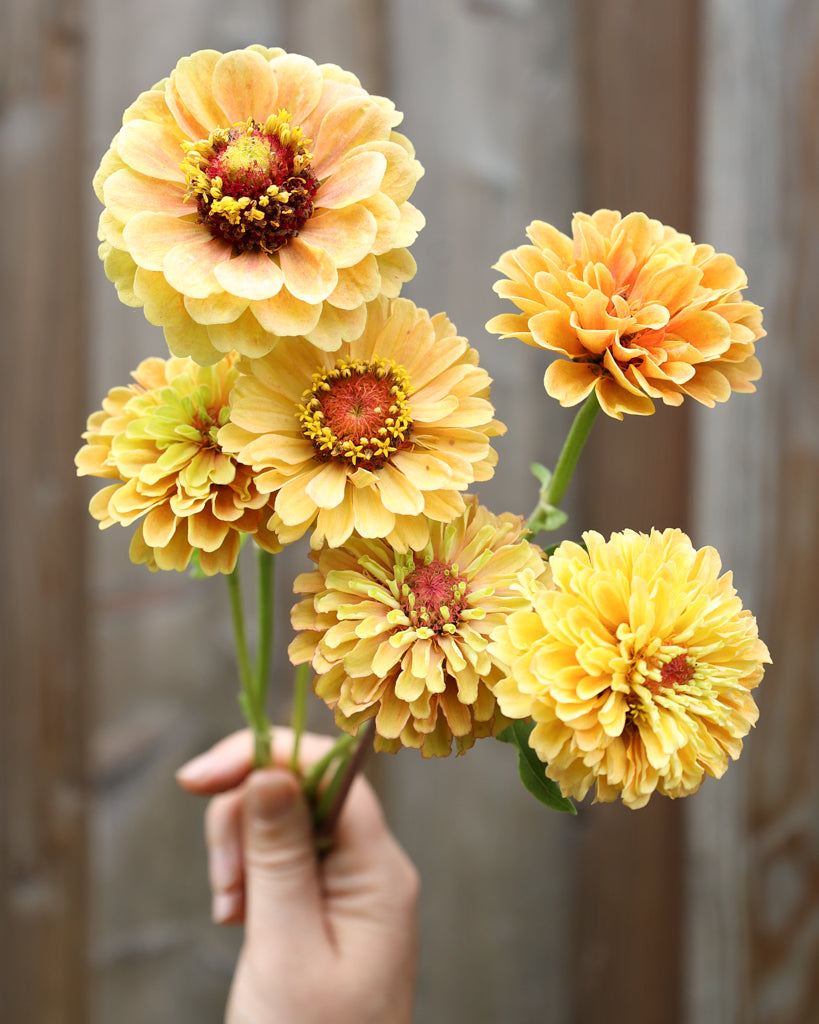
[401,559,468,633]
[298,357,413,469]
[181,113,318,254]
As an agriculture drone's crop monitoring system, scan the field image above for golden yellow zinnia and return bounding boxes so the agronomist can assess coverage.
[76,353,280,574]
[94,46,424,363]
[487,209,765,418]
[289,498,548,757]
[490,528,770,808]
[219,295,505,551]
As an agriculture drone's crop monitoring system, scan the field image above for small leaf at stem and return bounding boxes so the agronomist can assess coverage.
[498,720,576,814]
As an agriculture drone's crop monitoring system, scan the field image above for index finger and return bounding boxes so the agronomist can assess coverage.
[176,727,336,795]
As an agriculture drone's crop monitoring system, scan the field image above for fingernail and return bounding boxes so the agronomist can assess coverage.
[247,771,299,821]
[212,890,241,924]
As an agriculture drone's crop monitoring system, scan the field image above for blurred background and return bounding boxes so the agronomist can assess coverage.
[2,0,818,1021]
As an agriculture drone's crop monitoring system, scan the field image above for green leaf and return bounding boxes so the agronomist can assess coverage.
[526,462,570,536]
[498,720,576,814]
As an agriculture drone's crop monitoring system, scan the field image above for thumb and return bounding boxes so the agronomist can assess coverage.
[242,768,323,947]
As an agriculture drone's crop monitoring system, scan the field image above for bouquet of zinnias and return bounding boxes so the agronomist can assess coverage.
[77,46,770,828]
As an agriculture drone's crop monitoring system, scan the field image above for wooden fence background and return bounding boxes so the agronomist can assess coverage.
[2,0,817,1021]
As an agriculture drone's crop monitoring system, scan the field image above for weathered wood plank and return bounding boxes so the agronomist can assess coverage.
[570,3,702,1022]
[0,1,89,1021]
[691,3,819,1022]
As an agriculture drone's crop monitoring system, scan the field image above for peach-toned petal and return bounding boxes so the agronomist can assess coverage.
[166,49,225,138]
[304,302,367,351]
[164,320,220,364]
[300,206,378,269]
[103,168,189,222]
[211,48,278,124]
[327,257,383,310]
[117,120,187,183]
[314,151,387,209]
[123,212,204,271]
[162,237,229,299]
[184,291,248,326]
[213,250,284,301]
[207,308,277,357]
[252,289,323,337]
[269,53,323,123]
[278,237,338,303]
[312,98,392,179]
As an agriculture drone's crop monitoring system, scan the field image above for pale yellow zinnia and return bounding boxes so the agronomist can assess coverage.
[487,209,765,418]
[289,498,548,757]
[219,295,505,551]
[94,46,424,363]
[490,528,770,808]
[76,353,280,574]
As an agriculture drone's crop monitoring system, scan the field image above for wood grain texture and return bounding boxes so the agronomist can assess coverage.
[569,4,701,1022]
[690,2,819,1022]
[0,1,89,1021]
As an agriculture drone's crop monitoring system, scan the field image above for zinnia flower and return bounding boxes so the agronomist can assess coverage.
[489,528,770,808]
[94,46,424,363]
[219,295,505,550]
[75,353,280,574]
[289,498,548,757]
[487,209,765,418]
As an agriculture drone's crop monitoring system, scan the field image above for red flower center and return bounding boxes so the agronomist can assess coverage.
[402,559,468,633]
[299,357,413,470]
[182,114,318,254]
[645,653,695,695]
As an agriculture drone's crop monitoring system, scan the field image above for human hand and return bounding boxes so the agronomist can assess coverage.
[177,730,419,1024]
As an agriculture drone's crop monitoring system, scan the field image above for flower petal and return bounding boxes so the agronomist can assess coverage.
[211,48,278,124]
[213,250,284,301]
[117,120,187,183]
[278,237,338,303]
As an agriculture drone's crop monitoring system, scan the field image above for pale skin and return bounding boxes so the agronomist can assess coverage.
[176,729,419,1024]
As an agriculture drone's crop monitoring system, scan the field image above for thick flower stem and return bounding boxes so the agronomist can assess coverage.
[547,392,600,508]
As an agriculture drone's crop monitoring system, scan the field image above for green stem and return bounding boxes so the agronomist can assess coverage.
[226,563,253,696]
[226,555,271,768]
[301,734,357,801]
[313,721,376,846]
[546,391,601,508]
[290,662,311,774]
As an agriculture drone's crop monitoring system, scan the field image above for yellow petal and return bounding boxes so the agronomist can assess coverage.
[251,289,322,336]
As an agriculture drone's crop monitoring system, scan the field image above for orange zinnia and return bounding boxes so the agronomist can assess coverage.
[487,209,764,418]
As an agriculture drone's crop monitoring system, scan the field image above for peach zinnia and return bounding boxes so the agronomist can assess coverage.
[219,296,505,550]
[94,46,424,363]
[76,353,280,574]
[490,529,770,808]
[487,209,765,418]
[289,498,548,757]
